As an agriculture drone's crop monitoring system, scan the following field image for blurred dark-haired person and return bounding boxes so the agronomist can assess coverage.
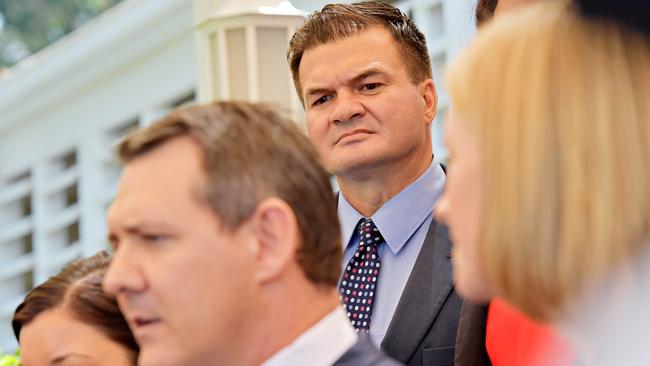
[438,0,650,364]
[103,101,401,366]
[476,0,540,25]
[287,2,486,365]
[13,251,138,366]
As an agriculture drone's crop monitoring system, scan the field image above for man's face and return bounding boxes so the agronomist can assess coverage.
[299,27,437,178]
[103,137,258,366]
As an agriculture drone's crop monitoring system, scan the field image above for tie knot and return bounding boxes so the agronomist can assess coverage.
[357,218,384,248]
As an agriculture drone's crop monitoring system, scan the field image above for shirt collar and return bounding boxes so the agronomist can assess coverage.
[261,307,358,366]
[338,160,446,255]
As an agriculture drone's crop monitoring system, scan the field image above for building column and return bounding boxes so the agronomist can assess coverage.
[193,0,306,121]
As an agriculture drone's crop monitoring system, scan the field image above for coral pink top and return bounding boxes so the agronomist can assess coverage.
[486,299,576,366]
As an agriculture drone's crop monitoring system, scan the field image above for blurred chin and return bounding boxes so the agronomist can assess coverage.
[453,258,492,303]
[456,279,491,304]
[138,347,182,366]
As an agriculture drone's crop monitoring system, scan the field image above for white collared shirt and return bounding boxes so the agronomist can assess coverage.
[262,307,358,366]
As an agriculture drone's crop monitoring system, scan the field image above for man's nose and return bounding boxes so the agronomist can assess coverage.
[329,91,365,124]
[103,242,146,296]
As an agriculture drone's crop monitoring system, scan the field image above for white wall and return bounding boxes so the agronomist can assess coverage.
[0,0,197,351]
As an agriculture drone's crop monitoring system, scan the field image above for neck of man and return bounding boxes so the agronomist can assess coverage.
[338,153,433,217]
[245,281,341,366]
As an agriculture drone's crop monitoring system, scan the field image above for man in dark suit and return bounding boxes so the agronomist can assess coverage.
[287,2,488,365]
[102,101,400,366]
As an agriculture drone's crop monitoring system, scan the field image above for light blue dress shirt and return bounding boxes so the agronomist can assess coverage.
[337,159,446,348]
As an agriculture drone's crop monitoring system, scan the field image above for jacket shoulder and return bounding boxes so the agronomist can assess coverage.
[335,334,404,366]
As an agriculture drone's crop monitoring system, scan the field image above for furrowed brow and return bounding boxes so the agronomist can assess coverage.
[353,69,385,83]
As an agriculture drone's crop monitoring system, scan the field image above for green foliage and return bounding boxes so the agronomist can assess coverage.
[0,349,19,366]
[0,0,123,68]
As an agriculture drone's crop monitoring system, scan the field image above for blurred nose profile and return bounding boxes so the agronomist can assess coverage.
[103,244,144,297]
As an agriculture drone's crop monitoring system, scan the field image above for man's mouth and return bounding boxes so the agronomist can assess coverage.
[336,129,373,144]
[133,317,160,327]
[129,316,162,341]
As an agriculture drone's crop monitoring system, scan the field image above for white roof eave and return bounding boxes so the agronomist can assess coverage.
[0,0,193,135]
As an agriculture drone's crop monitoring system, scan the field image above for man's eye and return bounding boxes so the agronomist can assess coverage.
[360,83,380,91]
[142,233,166,243]
[313,95,332,106]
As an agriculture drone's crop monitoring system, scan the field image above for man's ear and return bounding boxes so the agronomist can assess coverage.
[249,197,300,284]
[421,79,438,123]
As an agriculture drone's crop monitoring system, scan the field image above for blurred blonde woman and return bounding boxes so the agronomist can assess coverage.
[437,0,650,364]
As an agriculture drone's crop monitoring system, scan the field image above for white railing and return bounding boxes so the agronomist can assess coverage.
[0,91,195,351]
[0,0,197,352]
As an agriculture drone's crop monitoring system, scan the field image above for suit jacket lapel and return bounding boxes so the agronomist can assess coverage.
[380,219,454,363]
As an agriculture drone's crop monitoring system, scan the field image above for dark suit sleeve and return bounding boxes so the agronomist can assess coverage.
[454,301,492,366]
[334,334,405,366]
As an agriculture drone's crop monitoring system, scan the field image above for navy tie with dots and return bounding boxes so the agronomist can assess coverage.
[339,218,383,332]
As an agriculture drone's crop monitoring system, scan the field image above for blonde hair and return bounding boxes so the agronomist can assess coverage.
[447,1,650,321]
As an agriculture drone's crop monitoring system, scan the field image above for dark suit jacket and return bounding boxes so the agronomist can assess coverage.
[335,333,403,366]
[379,219,462,366]
[336,173,490,366]
[381,220,492,366]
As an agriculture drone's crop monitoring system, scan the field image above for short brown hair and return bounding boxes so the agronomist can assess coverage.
[287,1,432,102]
[13,252,138,363]
[476,0,499,25]
[117,101,342,287]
